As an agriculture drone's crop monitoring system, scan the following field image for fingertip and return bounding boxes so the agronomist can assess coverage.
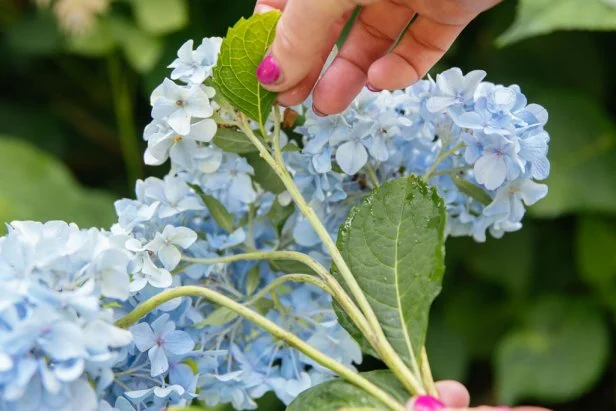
[367,53,421,91]
[312,57,366,115]
[435,380,470,408]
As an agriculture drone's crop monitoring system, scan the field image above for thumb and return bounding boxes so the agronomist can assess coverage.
[256,0,359,91]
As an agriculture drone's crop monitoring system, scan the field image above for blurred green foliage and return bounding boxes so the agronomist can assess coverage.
[1,0,615,410]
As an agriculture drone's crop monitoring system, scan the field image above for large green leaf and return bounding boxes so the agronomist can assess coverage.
[0,137,116,234]
[286,371,407,411]
[131,0,188,35]
[334,176,446,366]
[529,90,616,217]
[495,296,610,404]
[498,0,616,46]
[213,12,280,125]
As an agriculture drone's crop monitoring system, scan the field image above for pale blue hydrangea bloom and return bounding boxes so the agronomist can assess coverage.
[151,78,215,136]
[131,314,194,377]
[169,38,223,85]
[0,221,133,411]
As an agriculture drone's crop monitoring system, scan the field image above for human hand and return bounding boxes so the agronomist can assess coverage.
[406,381,552,411]
[253,0,501,115]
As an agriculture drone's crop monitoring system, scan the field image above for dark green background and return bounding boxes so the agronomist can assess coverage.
[1,1,615,410]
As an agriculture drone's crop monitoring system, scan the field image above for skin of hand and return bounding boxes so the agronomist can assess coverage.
[253,0,501,115]
[405,381,552,411]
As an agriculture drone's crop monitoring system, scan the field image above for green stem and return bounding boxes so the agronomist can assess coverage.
[430,166,471,177]
[420,347,438,397]
[182,251,374,346]
[240,113,425,395]
[115,286,405,411]
[423,142,464,181]
[365,164,381,188]
[244,274,332,306]
[107,54,142,186]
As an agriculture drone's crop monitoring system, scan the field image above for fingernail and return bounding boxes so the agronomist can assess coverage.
[413,395,445,411]
[495,407,511,411]
[254,4,275,14]
[312,105,327,117]
[366,84,382,92]
[256,55,281,85]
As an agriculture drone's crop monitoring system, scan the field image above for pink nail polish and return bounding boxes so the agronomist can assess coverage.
[366,84,382,92]
[312,105,327,117]
[256,55,281,85]
[413,395,445,411]
[495,407,511,411]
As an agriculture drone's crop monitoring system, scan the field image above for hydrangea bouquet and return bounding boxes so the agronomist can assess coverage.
[0,11,550,411]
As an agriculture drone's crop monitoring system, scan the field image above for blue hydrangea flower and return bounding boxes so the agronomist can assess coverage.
[169,38,222,85]
[130,314,194,377]
[151,79,215,135]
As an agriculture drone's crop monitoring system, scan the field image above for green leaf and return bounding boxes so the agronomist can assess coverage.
[452,176,492,206]
[334,176,446,366]
[529,90,616,217]
[194,307,240,327]
[495,296,610,404]
[246,266,261,295]
[131,0,188,35]
[213,128,258,154]
[576,217,616,315]
[110,18,163,73]
[281,143,301,152]
[287,371,407,411]
[268,259,316,276]
[67,17,117,56]
[188,184,234,233]
[498,0,616,46]
[213,12,280,125]
[246,153,286,194]
[5,10,62,56]
[267,199,294,234]
[0,137,116,235]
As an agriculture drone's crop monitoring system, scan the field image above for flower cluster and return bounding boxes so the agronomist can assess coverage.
[0,34,550,411]
[294,68,550,242]
[0,221,133,410]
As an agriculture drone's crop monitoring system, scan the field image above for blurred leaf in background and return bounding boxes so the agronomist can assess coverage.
[498,0,616,46]
[0,137,116,234]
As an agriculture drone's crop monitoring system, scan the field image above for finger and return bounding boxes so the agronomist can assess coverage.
[367,15,466,90]
[254,0,287,14]
[256,0,355,91]
[435,381,470,408]
[277,12,349,107]
[312,0,415,114]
